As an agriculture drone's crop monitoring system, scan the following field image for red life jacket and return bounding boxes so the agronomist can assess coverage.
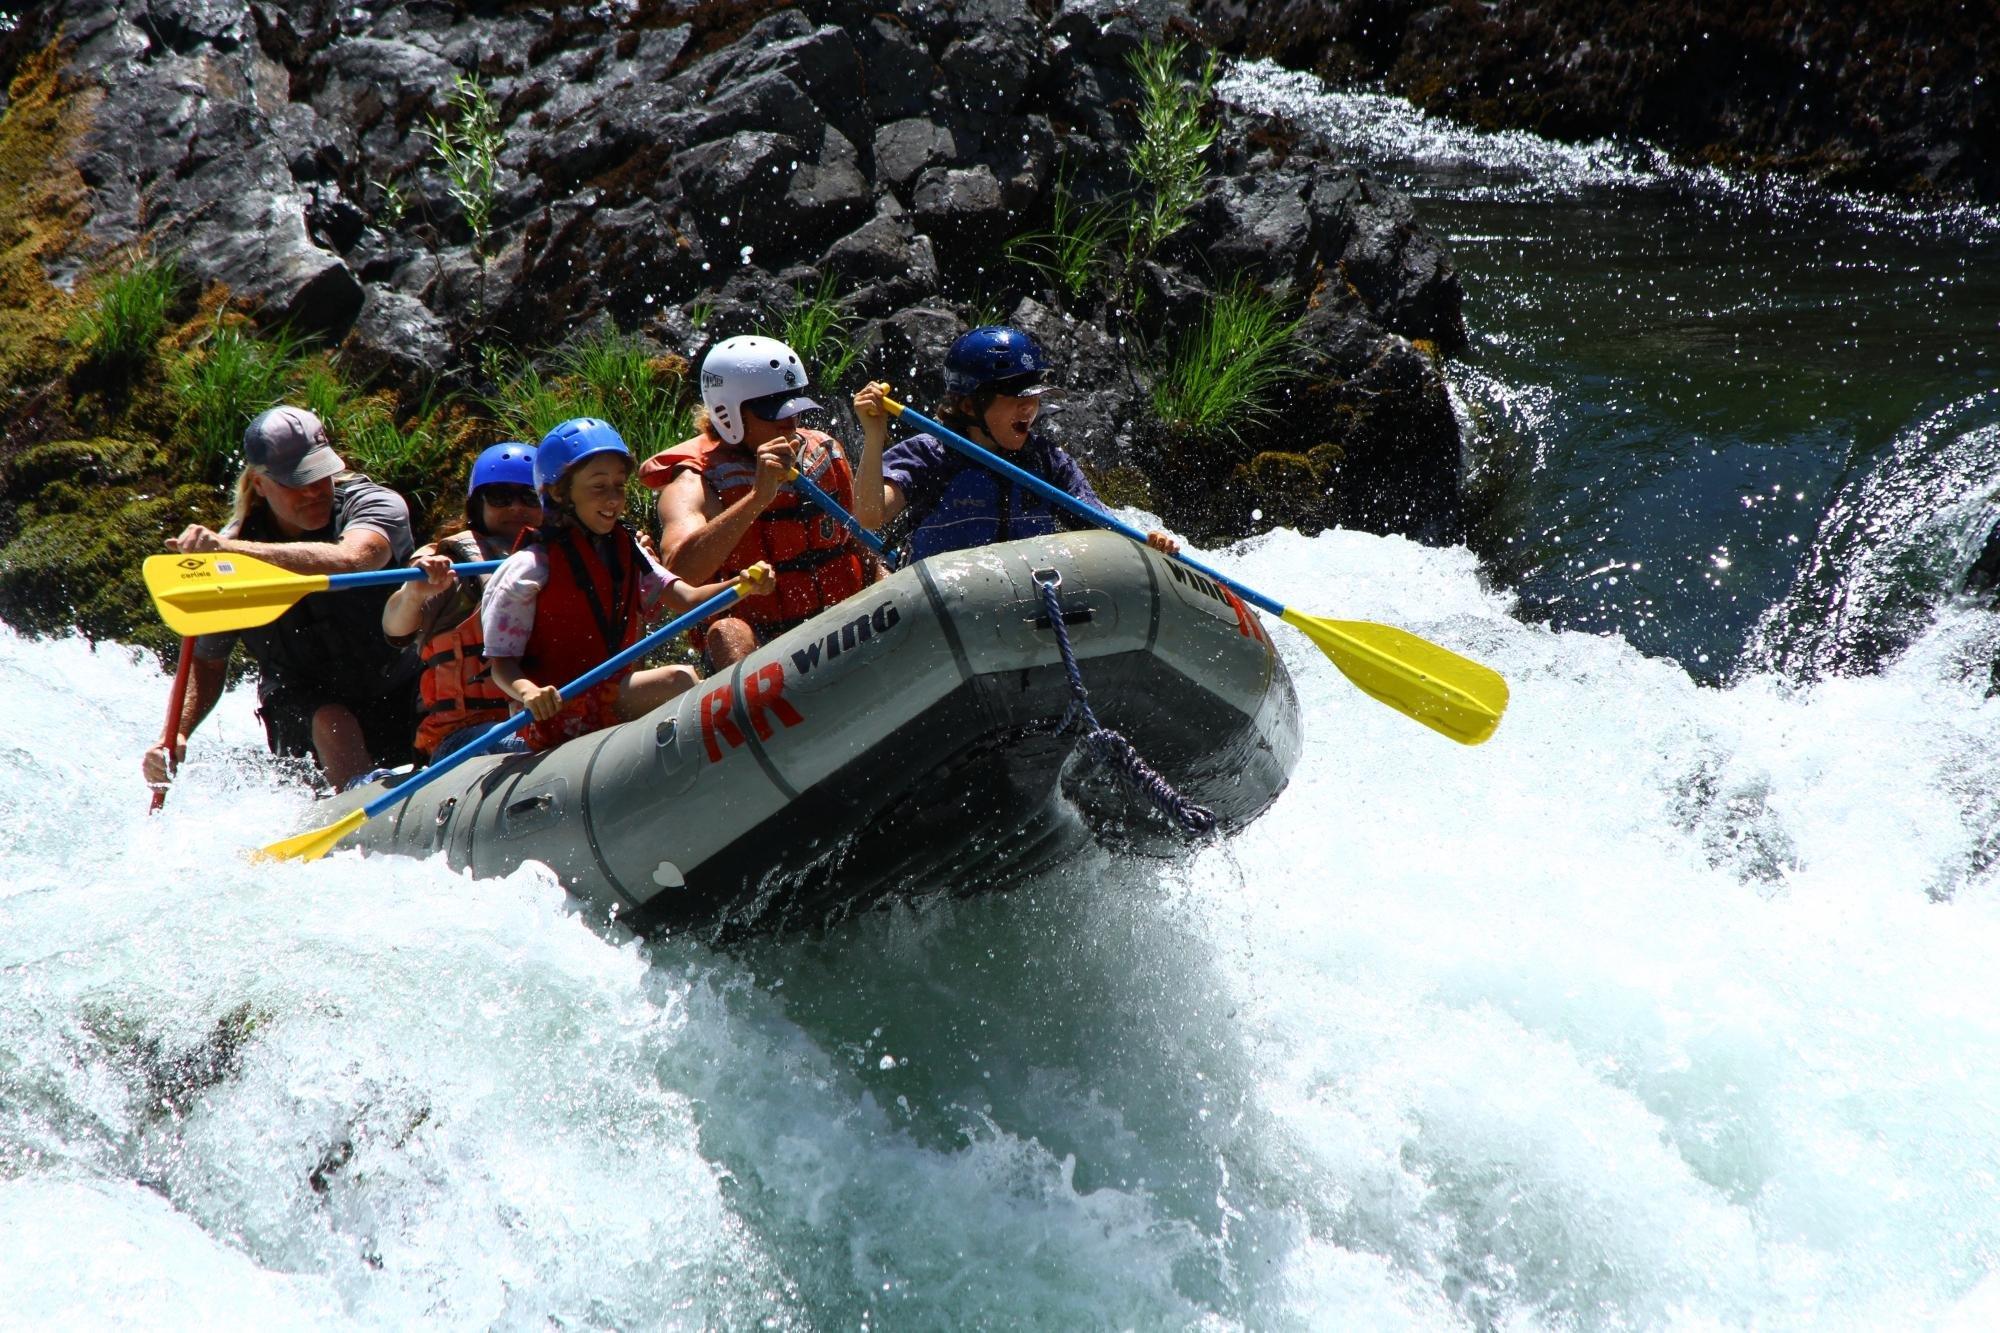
[413,531,512,757]
[517,522,646,753]
[639,428,867,635]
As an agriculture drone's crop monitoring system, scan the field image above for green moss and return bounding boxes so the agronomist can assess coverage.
[0,40,95,400]
[1084,463,1158,512]
[0,433,212,651]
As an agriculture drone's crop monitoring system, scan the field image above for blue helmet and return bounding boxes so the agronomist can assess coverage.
[467,442,537,498]
[535,418,631,499]
[943,326,1051,397]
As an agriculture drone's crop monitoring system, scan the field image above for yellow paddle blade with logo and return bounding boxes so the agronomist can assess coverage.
[254,807,367,863]
[1284,608,1509,746]
[144,552,331,636]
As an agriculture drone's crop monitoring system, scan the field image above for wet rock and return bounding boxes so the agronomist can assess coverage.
[144,0,250,53]
[1332,179,1466,350]
[853,18,937,122]
[875,118,965,193]
[341,287,453,381]
[1009,297,1145,470]
[852,302,964,399]
[911,164,1009,268]
[820,199,941,315]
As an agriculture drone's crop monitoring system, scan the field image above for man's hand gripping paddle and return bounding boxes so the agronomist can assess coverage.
[143,551,504,637]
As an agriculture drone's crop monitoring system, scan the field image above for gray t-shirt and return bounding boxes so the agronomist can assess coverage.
[194,476,414,663]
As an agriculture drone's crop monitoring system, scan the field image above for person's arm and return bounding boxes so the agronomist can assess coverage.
[480,551,560,719]
[165,523,393,574]
[656,437,797,582]
[659,560,776,613]
[486,655,563,721]
[382,545,454,640]
[850,381,908,529]
[140,651,229,785]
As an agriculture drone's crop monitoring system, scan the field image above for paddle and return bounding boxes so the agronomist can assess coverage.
[148,637,196,813]
[144,551,503,637]
[255,578,751,863]
[879,397,1509,745]
[787,465,892,564]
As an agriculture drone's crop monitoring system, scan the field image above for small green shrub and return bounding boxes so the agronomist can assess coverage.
[1126,38,1218,264]
[766,273,860,387]
[69,254,180,368]
[1003,170,1124,302]
[423,74,504,256]
[487,329,696,457]
[1151,283,1304,445]
[299,361,460,513]
[168,318,302,481]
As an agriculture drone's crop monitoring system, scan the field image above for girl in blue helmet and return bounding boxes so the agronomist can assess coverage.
[849,326,1179,560]
[382,442,547,760]
[476,416,772,748]
[482,418,774,752]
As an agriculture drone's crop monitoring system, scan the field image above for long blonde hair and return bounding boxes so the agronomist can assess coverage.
[224,466,266,535]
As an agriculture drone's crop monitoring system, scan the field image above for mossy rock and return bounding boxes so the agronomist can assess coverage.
[0,480,211,652]
[1234,447,1343,533]
[1083,463,1157,513]
[0,435,154,493]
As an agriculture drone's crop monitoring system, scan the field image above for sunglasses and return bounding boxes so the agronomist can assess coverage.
[741,390,806,420]
[478,484,543,507]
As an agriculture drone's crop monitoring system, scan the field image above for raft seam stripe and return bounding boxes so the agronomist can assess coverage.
[733,655,801,802]
[578,731,640,908]
[1142,546,1162,653]
[915,558,974,683]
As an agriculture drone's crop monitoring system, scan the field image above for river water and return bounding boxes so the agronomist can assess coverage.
[6,65,2000,1331]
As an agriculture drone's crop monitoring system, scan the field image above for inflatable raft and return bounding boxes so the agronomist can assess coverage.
[327,531,1302,935]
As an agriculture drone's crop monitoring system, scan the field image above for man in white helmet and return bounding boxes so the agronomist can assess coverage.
[642,336,872,669]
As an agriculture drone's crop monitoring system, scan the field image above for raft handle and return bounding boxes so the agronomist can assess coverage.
[1029,567,1093,629]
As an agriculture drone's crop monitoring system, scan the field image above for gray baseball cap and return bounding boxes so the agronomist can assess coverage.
[243,406,343,487]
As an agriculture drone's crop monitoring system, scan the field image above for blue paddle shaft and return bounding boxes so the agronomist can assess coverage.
[360,584,745,820]
[889,405,1286,618]
[790,468,891,561]
[325,560,502,591]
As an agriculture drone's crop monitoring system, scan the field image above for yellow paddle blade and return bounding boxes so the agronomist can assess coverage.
[144,552,330,636]
[1284,608,1509,746]
[253,807,368,863]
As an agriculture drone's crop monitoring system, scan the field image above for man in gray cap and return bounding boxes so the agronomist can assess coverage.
[143,406,423,792]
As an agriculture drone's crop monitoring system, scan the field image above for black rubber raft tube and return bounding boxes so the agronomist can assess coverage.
[324,532,1303,937]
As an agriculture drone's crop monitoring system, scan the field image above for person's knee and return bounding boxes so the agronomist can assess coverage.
[703,618,757,669]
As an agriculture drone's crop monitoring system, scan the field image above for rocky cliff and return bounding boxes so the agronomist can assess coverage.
[0,0,1472,652]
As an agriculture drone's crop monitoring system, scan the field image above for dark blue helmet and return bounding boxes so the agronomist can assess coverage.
[535,418,630,499]
[943,326,1051,398]
[467,442,537,498]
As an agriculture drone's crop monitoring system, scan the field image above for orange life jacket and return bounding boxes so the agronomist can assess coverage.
[517,522,645,753]
[640,428,867,636]
[412,532,513,757]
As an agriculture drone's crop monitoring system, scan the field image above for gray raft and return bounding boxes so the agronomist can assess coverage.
[329,531,1302,936]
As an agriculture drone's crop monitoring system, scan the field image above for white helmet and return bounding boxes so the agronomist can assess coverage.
[699,335,822,445]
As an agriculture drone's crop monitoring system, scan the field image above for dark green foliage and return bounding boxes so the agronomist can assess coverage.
[68,253,180,370]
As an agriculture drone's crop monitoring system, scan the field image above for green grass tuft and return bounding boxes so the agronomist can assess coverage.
[1151,283,1304,444]
[69,253,180,369]
[299,360,461,514]
[423,74,504,257]
[487,328,696,456]
[1126,38,1218,264]
[765,273,861,388]
[168,317,302,481]
[1003,170,1124,303]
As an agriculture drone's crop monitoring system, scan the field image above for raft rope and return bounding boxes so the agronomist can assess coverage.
[1035,572,1217,837]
